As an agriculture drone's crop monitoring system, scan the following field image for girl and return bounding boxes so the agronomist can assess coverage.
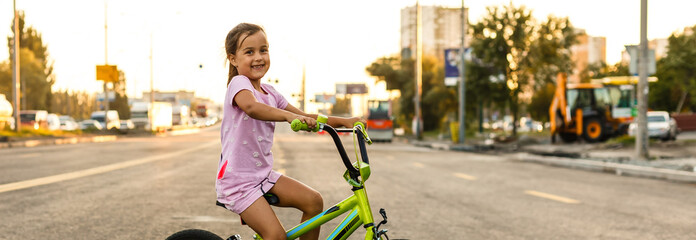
[216,23,364,240]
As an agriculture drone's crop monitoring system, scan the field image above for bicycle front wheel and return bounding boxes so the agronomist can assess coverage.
[165,229,224,240]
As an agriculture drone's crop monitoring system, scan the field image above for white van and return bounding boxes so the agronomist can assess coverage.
[91,110,120,130]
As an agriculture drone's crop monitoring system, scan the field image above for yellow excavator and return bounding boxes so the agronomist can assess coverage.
[549,73,624,143]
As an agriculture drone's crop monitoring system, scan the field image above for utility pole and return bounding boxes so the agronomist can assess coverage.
[103,0,110,131]
[414,2,423,140]
[636,0,649,160]
[150,32,154,131]
[458,0,467,144]
[12,0,20,132]
[300,65,306,112]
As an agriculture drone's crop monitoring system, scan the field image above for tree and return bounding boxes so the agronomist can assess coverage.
[330,96,352,116]
[524,15,580,121]
[366,55,449,133]
[528,16,580,87]
[653,25,696,113]
[110,70,130,119]
[1,11,54,110]
[366,56,414,132]
[50,90,98,120]
[528,82,555,122]
[469,3,535,136]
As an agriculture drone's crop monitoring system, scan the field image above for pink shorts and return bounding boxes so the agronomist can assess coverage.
[216,170,282,214]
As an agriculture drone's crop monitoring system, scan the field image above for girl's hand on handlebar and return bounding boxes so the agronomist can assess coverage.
[291,115,316,129]
[345,117,366,129]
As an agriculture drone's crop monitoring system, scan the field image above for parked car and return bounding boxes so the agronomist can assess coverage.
[91,110,120,131]
[46,113,61,131]
[58,115,79,131]
[628,111,678,141]
[80,119,103,131]
[119,119,135,133]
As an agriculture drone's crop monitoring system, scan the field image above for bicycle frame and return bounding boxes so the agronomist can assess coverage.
[278,186,375,240]
[252,123,380,240]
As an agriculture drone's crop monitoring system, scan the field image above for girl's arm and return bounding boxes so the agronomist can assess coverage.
[235,90,316,127]
[284,103,365,129]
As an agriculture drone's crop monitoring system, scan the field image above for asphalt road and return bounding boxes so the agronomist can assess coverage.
[1,123,695,239]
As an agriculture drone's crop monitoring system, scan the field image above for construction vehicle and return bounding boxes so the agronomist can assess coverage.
[549,73,623,143]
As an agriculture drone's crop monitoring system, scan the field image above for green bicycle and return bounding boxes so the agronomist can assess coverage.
[166,115,392,240]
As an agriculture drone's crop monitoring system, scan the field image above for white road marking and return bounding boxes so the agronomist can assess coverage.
[0,141,218,194]
[453,172,477,180]
[524,190,580,204]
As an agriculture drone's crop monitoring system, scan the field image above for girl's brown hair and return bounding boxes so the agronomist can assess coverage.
[225,23,265,86]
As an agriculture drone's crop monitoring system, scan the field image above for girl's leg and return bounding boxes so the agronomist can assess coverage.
[240,197,287,240]
[269,175,323,240]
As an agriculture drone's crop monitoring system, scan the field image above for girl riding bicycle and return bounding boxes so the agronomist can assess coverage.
[217,23,364,240]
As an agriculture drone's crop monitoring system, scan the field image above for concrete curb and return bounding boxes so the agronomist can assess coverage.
[410,140,696,183]
[516,152,696,183]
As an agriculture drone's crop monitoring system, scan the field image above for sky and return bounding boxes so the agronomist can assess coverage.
[1,0,695,106]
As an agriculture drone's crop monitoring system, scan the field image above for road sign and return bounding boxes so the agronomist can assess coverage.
[444,48,460,86]
[96,65,119,82]
[335,83,367,95]
[625,45,655,76]
[314,94,337,104]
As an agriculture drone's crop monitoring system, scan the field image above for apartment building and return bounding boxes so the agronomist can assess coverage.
[401,5,469,62]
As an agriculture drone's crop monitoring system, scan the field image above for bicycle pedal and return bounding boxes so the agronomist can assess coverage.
[226,234,242,240]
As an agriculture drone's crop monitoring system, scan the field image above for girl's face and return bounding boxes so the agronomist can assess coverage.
[230,31,270,81]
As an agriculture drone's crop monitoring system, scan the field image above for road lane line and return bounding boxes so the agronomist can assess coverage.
[524,190,580,204]
[453,172,477,180]
[0,141,218,194]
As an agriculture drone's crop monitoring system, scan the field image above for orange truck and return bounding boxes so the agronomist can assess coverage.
[366,100,394,142]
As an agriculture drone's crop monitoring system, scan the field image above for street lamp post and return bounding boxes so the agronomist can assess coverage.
[635,0,650,160]
[459,0,467,144]
[103,0,110,132]
[12,0,21,132]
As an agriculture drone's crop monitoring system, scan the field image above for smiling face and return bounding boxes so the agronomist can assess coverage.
[229,31,270,81]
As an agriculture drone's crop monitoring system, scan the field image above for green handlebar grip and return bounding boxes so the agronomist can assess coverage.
[291,119,318,132]
[290,114,329,132]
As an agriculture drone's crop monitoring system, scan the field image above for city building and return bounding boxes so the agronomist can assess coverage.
[570,29,606,83]
[142,90,195,107]
[400,5,469,62]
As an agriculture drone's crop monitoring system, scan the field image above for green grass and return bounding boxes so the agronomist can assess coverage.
[0,128,83,138]
[606,135,636,145]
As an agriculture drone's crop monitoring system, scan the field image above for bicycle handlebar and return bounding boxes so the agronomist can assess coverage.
[290,116,371,181]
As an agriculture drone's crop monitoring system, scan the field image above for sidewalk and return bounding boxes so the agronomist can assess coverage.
[406,134,696,184]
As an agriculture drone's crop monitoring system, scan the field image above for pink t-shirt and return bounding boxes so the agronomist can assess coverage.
[216,75,288,214]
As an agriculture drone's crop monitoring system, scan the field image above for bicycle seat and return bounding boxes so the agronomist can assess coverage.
[215,193,280,210]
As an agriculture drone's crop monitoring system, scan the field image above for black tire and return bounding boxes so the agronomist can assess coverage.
[165,229,224,240]
[582,118,604,143]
